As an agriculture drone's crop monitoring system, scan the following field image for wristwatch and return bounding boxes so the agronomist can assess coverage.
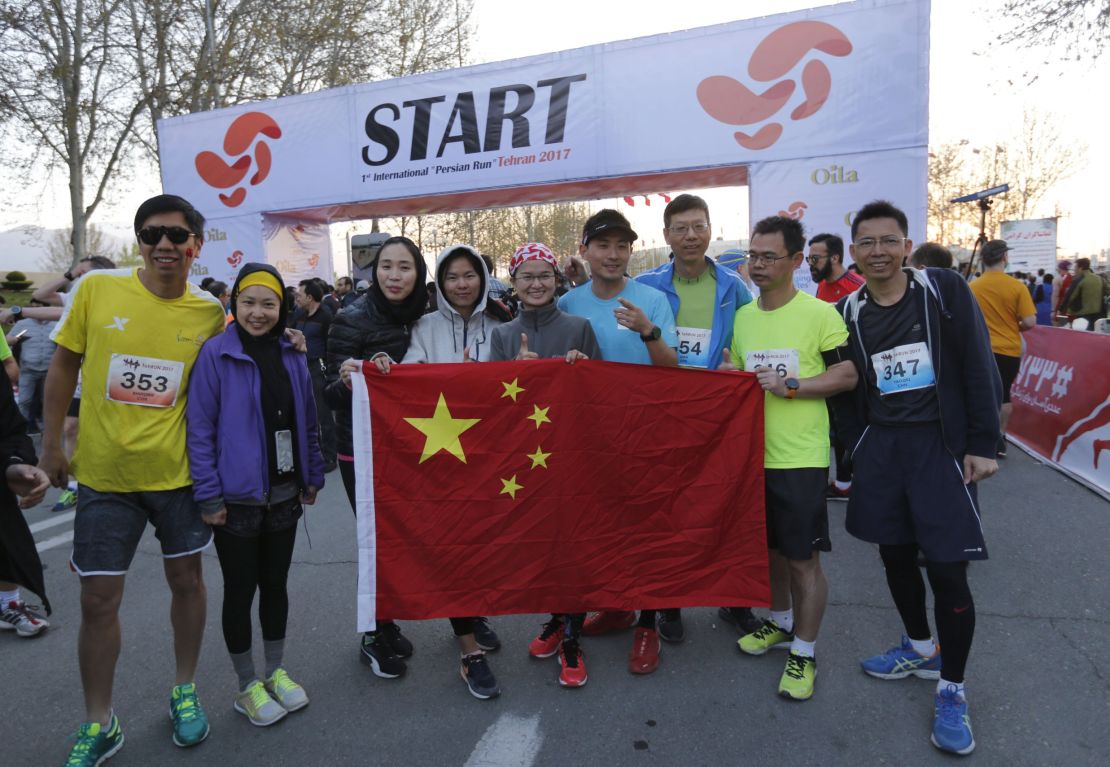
[784,377,800,399]
[9,305,21,317]
[640,325,662,343]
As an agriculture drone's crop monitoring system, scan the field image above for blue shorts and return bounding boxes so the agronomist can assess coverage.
[71,485,213,576]
[845,423,988,562]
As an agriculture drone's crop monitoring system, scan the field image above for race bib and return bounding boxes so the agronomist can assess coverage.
[105,354,184,408]
[745,348,800,379]
[677,326,712,368]
[870,342,935,395]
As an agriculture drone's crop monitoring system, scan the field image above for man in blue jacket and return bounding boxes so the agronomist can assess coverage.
[833,200,1001,757]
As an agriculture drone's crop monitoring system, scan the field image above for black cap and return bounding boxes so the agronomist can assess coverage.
[581,209,638,246]
[980,239,1010,262]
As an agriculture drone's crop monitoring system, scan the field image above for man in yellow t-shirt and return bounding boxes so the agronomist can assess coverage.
[722,216,857,702]
[968,239,1035,457]
[41,195,226,763]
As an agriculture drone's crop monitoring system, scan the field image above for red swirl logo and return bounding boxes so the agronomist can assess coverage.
[195,112,282,208]
[697,21,852,150]
[778,201,807,220]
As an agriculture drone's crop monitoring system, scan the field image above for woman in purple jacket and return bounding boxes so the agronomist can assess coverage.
[187,263,325,728]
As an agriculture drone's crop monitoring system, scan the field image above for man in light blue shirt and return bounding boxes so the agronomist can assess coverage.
[558,209,677,366]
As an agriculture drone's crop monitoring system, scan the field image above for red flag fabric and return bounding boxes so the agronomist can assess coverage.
[351,359,768,629]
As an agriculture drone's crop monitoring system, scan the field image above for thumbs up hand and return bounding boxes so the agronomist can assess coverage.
[516,333,538,360]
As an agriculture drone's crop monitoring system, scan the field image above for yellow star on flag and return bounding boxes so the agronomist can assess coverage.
[527,404,551,429]
[501,378,525,402]
[500,475,523,499]
[403,393,480,464]
[527,446,551,469]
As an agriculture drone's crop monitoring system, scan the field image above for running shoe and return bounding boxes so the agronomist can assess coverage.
[628,627,660,674]
[379,621,414,658]
[264,668,309,712]
[581,610,636,636]
[778,652,816,700]
[860,636,941,680]
[234,681,287,726]
[528,618,565,658]
[473,616,501,652]
[558,639,587,688]
[64,714,124,767]
[460,652,501,699]
[825,484,851,502]
[717,607,764,635]
[0,599,49,637]
[169,683,209,747]
[53,488,78,512]
[656,609,685,643]
[737,620,794,656]
[360,631,407,678]
[931,684,975,755]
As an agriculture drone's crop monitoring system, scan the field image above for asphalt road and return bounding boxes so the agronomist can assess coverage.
[3,445,1107,766]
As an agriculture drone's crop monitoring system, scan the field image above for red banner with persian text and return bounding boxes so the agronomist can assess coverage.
[1008,327,1110,501]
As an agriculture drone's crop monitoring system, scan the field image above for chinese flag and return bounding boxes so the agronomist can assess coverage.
[351,359,767,630]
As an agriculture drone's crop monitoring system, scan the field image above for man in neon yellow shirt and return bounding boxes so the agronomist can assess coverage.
[41,195,226,765]
[722,215,857,701]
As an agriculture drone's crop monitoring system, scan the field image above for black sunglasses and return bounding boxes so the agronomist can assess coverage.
[137,225,195,245]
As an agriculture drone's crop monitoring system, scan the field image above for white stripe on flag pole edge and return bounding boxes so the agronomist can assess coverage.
[463,714,543,767]
[352,371,377,633]
[29,511,75,534]
[36,530,74,553]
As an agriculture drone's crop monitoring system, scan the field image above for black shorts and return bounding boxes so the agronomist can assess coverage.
[223,495,303,538]
[66,397,81,418]
[846,422,987,562]
[764,467,830,560]
[994,353,1020,404]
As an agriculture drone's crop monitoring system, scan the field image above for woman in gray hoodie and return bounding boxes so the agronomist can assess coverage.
[402,244,510,364]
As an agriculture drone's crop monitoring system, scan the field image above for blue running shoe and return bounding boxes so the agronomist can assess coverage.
[64,714,124,766]
[169,683,209,747]
[860,635,941,680]
[931,683,975,755]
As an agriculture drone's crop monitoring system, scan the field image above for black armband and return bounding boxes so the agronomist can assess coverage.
[821,346,849,367]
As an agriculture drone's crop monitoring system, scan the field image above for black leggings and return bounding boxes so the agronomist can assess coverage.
[879,543,975,683]
[213,524,298,656]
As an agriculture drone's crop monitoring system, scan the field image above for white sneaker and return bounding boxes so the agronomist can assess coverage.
[264,668,309,712]
[233,681,287,726]
[0,600,49,637]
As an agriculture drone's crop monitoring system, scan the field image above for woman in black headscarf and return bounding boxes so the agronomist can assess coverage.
[324,236,427,680]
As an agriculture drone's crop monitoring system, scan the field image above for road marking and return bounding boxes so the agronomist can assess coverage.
[463,713,543,767]
[36,531,74,553]
[29,511,75,534]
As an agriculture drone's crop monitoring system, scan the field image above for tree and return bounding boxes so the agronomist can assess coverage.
[41,224,111,271]
[927,109,1085,248]
[0,1,145,267]
[998,1,1110,62]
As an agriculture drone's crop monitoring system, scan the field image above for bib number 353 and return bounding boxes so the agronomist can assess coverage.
[106,354,184,408]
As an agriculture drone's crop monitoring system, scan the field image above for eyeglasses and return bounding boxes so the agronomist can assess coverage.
[513,272,556,284]
[748,252,791,265]
[806,254,830,264]
[667,223,709,237]
[853,236,905,252]
[137,226,195,245]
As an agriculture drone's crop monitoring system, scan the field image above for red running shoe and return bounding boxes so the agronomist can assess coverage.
[528,618,564,658]
[582,610,636,636]
[558,639,588,687]
[628,627,660,674]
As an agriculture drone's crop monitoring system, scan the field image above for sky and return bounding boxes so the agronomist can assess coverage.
[4,0,1107,269]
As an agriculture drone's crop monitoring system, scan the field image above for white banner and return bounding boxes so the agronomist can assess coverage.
[1000,218,1057,274]
[190,214,263,286]
[263,217,334,286]
[748,146,928,294]
[158,0,930,221]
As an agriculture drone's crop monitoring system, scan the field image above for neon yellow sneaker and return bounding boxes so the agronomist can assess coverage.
[737,619,794,656]
[169,683,209,746]
[778,652,817,700]
[65,714,124,766]
[264,668,309,712]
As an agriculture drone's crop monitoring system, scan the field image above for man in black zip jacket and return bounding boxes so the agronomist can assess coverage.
[832,200,1001,758]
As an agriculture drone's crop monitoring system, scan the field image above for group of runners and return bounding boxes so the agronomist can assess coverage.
[0,190,1004,765]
